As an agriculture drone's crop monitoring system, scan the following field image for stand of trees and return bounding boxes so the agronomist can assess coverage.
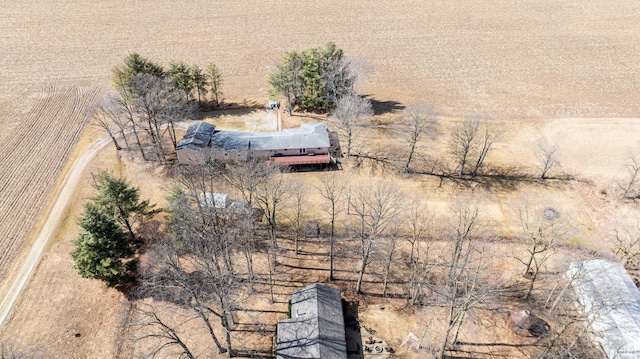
[69,159,602,358]
[94,53,224,162]
[269,42,356,115]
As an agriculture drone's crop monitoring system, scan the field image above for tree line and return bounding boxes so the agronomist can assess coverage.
[94,53,224,163]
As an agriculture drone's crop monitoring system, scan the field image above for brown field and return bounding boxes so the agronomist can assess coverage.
[2,0,640,358]
[0,86,99,284]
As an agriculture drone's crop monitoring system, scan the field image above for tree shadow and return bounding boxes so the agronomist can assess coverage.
[412,164,575,194]
[231,349,274,358]
[361,95,405,116]
[194,101,265,120]
[343,300,364,359]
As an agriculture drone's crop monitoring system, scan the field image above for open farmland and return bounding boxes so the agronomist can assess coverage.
[1,1,640,122]
[0,86,99,283]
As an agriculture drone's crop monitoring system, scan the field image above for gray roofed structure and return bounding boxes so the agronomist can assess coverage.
[567,259,640,359]
[176,121,216,150]
[277,284,347,359]
[210,123,330,152]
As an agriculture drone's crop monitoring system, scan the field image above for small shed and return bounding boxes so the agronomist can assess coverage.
[567,259,640,359]
[198,192,228,209]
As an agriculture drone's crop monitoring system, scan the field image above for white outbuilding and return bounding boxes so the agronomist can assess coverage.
[567,259,640,359]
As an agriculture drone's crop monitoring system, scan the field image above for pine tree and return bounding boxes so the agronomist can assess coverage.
[71,171,155,287]
[71,204,136,287]
[206,63,223,106]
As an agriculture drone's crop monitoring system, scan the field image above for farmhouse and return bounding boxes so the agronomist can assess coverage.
[176,121,332,166]
[567,259,640,359]
[276,284,347,359]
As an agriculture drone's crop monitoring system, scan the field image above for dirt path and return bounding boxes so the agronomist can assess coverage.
[0,135,110,328]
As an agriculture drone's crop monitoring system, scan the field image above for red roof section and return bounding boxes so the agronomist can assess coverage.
[270,154,331,165]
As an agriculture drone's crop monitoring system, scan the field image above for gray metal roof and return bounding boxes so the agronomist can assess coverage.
[567,259,640,359]
[277,284,347,359]
[176,122,216,150]
[210,123,330,152]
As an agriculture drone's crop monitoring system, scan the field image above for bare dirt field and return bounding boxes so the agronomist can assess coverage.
[0,86,99,286]
[2,1,640,358]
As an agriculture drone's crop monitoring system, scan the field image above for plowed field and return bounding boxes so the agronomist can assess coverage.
[0,86,99,282]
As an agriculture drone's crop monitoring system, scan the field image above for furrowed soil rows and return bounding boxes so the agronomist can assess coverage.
[0,86,99,282]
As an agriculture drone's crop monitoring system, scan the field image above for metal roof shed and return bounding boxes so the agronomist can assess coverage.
[567,259,640,359]
[277,284,347,359]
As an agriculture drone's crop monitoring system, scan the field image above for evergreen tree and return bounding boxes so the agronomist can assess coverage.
[71,171,155,287]
[71,204,136,287]
[207,63,223,106]
[92,170,156,241]
[269,42,355,113]
[112,53,164,91]
[268,51,303,115]
[191,65,208,104]
[167,61,195,102]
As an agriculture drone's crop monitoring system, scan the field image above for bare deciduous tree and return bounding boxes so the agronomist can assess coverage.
[613,220,640,271]
[429,195,491,358]
[160,184,241,356]
[351,181,405,294]
[437,241,495,359]
[331,95,373,158]
[139,243,228,355]
[254,169,292,249]
[114,85,147,160]
[323,56,357,109]
[380,224,401,297]
[223,160,277,277]
[620,153,640,199]
[408,238,434,306]
[448,113,500,176]
[513,199,570,300]
[133,302,197,359]
[286,181,308,255]
[105,74,195,162]
[253,167,292,302]
[316,174,349,280]
[406,198,430,263]
[538,262,609,359]
[447,196,482,280]
[93,93,130,151]
[400,103,439,173]
[535,138,559,179]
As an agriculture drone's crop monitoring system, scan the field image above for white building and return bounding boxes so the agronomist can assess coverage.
[567,259,640,359]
